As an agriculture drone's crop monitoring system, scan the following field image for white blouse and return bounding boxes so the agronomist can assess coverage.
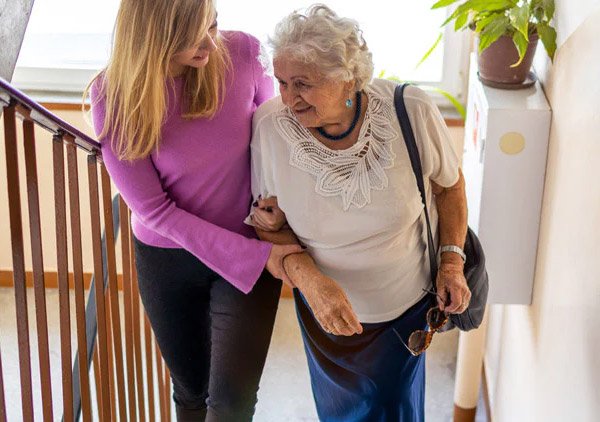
[247,79,460,323]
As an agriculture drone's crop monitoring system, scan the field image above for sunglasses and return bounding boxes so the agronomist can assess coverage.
[393,289,449,356]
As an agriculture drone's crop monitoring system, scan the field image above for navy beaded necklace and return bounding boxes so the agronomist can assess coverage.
[316,92,362,141]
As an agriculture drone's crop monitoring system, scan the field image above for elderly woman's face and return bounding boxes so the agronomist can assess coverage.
[274,57,352,128]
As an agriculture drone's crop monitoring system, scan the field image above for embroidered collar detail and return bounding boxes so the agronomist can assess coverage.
[274,89,398,211]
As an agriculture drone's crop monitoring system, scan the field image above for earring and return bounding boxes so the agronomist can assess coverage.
[345,98,353,108]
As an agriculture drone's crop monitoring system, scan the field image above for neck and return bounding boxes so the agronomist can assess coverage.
[316,91,363,142]
[322,94,360,135]
[169,62,186,78]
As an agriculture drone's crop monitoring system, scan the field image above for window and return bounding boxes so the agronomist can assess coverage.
[14,0,469,107]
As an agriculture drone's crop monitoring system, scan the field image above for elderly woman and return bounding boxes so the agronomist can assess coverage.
[248,5,471,421]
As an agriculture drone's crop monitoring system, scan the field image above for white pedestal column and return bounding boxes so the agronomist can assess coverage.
[453,310,488,422]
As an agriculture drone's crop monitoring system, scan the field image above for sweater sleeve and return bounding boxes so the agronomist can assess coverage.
[90,83,271,294]
[248,34,275,107]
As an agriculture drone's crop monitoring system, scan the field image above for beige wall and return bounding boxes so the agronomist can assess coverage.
[0,109,123,275]
[484,3,600,421]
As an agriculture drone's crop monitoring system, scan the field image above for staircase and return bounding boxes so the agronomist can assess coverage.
[1,5,171,420]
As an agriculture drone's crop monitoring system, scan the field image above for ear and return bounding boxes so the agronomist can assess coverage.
[344,79,357,96]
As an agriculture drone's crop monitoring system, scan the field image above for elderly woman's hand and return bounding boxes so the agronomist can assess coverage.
[251,196,287,232]
[435,261,471,314]
[265,243,305,288]
[296,271,363,336]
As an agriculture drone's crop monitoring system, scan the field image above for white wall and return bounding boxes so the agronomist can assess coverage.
[484,3,600,421]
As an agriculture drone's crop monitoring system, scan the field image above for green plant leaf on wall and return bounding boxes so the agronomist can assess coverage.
[511,31,528,67]
[537,22,557,60]
[416,32,443,68]
[509,2,530,39]
[478,15,510,52]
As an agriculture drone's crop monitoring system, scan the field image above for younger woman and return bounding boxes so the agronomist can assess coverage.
[89,1,300,420]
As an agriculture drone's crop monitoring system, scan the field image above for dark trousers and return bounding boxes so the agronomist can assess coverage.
[134,237,281,422]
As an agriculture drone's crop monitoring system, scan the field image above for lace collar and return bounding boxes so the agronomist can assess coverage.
[273,88,398,211]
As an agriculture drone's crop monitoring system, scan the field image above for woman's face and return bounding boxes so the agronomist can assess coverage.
[170,18,218,72]
[274,56,353,128]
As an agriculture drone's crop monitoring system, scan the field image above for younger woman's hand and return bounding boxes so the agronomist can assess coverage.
[251,196,287,232]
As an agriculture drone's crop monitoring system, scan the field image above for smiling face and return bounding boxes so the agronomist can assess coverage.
[274,56,355,130]
[170,17,219,75]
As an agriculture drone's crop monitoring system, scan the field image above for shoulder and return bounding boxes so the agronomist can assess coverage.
[221,30,261,64]
[403,85,438,118]
[367,78,438,118]
[253,95,285,129]
[89,73,108,132]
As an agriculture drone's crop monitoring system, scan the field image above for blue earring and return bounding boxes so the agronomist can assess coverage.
[345,98,353,108]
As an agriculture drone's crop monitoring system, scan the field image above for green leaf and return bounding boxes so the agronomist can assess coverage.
[509,3,530,40]
[378,70,386,78]
[475,12,504,33]
[432,0,461,9]
[441,7,466,27]
[419,85,466,119]
[439,90,466,120]
[460,0,516,13]
[529,0,542,10]
[537,22,557,61]
[510,31,528,67]
[440,0,515,28]
[531,5,545,23]
[542,0,555,21]
[478,16,510,52]
[454,11,470,30]
[416,32,443,68]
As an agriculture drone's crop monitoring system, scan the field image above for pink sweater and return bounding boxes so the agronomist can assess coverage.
[91,31,274,293]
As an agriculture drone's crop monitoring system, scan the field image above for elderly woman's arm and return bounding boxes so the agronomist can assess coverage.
[432,168,471,314]
[255,226,363,336]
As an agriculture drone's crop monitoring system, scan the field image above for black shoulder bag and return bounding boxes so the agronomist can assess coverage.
[393,83,488,332]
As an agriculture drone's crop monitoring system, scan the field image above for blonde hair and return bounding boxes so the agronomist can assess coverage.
[269,4,373,91]
[85,0,230,161]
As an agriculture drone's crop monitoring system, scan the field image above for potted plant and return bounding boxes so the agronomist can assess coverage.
[431,0,557,88]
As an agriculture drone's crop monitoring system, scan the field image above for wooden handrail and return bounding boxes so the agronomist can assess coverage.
[0,77,100,154]
[1,77,168,421]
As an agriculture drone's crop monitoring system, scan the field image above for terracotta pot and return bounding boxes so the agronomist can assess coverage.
[477,32,538,86]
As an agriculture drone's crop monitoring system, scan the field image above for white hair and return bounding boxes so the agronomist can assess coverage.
[269,4,374,91]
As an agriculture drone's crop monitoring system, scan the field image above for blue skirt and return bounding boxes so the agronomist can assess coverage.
[294,290,433,422]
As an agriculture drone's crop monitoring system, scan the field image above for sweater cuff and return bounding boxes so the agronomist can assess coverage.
[237,240,273,294]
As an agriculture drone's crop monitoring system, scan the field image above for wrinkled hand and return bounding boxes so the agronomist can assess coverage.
[436,262,471,314]
[297,272,363,336]
[251,196,287,232]
[265,244,304,288]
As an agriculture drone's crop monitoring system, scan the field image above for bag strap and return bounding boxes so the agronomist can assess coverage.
[393,83,438,288]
